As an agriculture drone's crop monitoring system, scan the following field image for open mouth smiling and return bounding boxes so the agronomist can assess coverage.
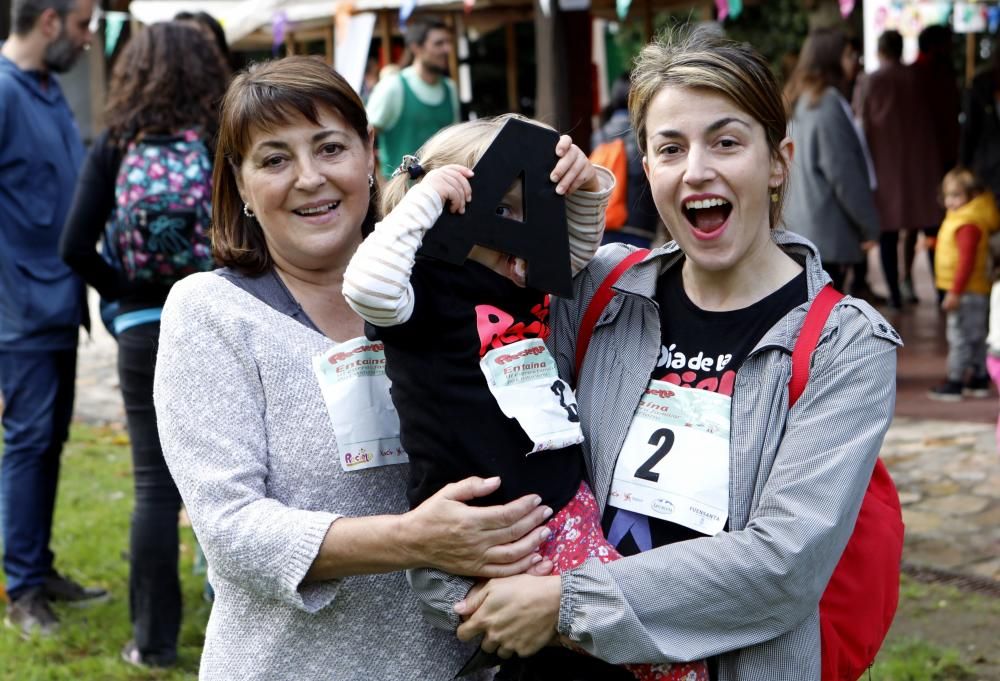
[682,196,732,233]
[293,201,340,216]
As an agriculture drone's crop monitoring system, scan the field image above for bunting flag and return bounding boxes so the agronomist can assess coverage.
[335,0,354,45]
[839,0,855,19]
[399,0,418,25]
[272,10,288,55]
[539,0,551,17]
[104,12,127,56]
[464,0,475,13]
[990,5,1000,33]
[616,0,631,19]
[728,0,743,19]
[715,0,729,21]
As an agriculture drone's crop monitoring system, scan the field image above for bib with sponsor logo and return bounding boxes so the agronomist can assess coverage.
[608,379,729,536]
[479,338,584,454]
[312,337,409,472]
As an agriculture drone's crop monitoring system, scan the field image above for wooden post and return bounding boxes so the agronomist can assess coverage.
[326,21,335,66]
[643,0,654,44]
[445,13,459,84]
[966,32,976,84]
[285,31,296,56]
[380,10,392,66]
[506,22,519,112]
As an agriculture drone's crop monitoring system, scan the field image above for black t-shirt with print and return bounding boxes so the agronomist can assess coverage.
[602,264,808,554]
[368,257,584,511]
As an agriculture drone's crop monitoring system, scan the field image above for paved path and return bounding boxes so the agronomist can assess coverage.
[71,271,1000,582]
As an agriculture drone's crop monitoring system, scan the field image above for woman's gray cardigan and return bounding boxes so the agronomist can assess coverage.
[153,272,484,681]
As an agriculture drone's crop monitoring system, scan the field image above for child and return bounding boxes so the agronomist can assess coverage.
[344,116,708,681]
[929,167,1000,401]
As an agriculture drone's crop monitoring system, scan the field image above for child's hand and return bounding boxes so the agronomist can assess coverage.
[423,164,474,214]
[941,291,960,312]
[550,135,598,196]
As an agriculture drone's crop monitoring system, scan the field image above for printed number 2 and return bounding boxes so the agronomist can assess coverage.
[635,428,674,482]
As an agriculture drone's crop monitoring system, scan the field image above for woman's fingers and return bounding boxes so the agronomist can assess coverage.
[438,476,503,504]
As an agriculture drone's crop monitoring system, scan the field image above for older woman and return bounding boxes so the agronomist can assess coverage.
[153,56,552,680]
[447,28,900,680]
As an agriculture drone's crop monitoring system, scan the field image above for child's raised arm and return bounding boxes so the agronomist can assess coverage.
[343,166,473,326]
[553,134,615,274]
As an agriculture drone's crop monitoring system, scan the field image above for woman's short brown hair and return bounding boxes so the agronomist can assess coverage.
[212,56,379,274]
[628,26,790,228]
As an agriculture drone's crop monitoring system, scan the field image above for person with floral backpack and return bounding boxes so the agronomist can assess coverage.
[59,21,228,668]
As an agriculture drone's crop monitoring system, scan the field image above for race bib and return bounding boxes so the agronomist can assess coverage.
[312,337,409,472]
[479,338,584,454]
[608,380,730,535]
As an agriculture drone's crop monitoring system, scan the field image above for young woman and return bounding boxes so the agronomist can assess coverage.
[443,28,900,681]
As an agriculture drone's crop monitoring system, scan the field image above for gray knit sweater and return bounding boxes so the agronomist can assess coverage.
[154,272,485,680]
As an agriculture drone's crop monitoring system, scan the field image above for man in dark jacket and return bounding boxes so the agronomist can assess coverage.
[0,0,106,638]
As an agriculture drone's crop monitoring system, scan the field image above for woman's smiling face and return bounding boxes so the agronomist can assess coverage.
[642,85,791,276]
[237,105,374,273]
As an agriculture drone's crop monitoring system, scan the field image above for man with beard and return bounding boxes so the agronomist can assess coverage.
[0,0,105,638]
[367,18,459,178]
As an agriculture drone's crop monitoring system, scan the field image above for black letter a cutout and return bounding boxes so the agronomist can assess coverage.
[418,118,573,298]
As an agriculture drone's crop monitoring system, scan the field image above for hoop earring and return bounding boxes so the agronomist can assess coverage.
[368,174,375,188]
[243,203,255,218]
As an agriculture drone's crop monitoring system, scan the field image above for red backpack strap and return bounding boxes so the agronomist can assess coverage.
[574,248,651,381]
[789,284,844,407]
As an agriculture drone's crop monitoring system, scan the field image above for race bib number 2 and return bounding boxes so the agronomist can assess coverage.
[608,380,730,535]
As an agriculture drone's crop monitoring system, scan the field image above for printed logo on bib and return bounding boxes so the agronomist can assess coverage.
[609,380,730,535]
[480,338,584,454]
[313,337,409,472]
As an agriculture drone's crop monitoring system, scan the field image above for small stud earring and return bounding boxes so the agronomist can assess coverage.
[770,190,780,204]
[368,174,375,188]
[243,203,255,218]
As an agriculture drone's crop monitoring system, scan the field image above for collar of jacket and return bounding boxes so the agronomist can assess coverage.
[607,229,834,357]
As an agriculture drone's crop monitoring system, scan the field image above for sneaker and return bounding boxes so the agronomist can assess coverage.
[964,374,992,398]
[4,587,59,637]
[121,640,177,668]
[928,380,964,401]
[42,570,109,606]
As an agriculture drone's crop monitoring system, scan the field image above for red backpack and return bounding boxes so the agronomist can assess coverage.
[575,249,903,681]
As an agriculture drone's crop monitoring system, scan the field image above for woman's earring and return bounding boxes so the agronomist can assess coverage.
[368,174,375,188]
[243,203,255,218]
[770,190,780,204]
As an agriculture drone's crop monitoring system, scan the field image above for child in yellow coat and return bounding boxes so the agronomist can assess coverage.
[929,168,1000,400]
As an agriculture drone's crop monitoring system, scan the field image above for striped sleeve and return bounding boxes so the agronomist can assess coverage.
[566,166,614,274]
[343,182,444,327]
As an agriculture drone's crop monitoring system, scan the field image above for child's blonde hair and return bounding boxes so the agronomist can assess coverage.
[380,114,552,215]
[942,166,986,203]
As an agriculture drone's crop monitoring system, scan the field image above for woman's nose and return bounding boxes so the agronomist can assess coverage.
[294,160,325,191]
[683,148,715,186]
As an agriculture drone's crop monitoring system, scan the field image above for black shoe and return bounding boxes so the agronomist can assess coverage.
[928,380,964,401]
[4,587,59,637]
[964,374,992,398]
[42,570,109,606]
[121,640,177,668]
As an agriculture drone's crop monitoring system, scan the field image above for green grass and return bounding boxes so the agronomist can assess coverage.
[1,424,207,681]
[2,425,998,680]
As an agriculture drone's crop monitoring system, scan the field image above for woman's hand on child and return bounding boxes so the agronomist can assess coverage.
[423,164,474,214]
[551,134,598,196]
[454,574,562,657]
[400,475,555,578]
